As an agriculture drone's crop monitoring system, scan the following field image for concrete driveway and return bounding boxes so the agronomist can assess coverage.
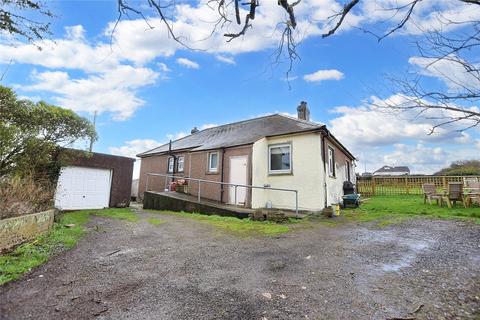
[1,208,479,320]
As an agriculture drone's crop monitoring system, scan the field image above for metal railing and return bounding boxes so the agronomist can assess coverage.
[144,173,299,216]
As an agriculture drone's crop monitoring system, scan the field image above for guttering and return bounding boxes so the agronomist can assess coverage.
[320,127,356,161]
[220,147,225,203]
[321,132,328,208]
[137,146,197,159]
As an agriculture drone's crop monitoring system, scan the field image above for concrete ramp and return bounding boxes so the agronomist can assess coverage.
[143,191,253,218]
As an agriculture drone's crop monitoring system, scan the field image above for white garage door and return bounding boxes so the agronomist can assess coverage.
[54,166,112,210]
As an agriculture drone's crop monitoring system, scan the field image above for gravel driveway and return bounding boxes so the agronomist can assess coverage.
[1,207,479,320]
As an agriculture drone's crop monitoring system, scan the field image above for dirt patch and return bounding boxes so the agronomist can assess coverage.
[1,209,479,320]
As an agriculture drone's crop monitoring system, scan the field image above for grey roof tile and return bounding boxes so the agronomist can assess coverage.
[138,114,323,157]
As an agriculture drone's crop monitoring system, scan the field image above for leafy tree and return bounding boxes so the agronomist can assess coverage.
[435,160,480,176]
[0,85,97,179]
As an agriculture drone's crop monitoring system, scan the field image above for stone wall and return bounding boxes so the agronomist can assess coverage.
[0,210,54,252]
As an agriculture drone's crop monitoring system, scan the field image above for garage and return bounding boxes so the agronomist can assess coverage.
[54,150,135,210]
[55,166,112,210]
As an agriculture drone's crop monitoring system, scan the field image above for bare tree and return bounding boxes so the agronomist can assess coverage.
[114,0,480,132]
[0,0,53,45]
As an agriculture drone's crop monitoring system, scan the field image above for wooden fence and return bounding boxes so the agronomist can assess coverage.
[356,175,480,196]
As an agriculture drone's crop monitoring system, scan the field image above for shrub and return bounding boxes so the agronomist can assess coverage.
[0,175,54,220]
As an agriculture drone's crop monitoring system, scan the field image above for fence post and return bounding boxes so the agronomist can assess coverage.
[405,176,409,195]
[442,176,447,189]
[372,177,376,196]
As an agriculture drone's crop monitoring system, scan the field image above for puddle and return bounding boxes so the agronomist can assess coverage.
[356,229,434,273]
[382,242,429,272]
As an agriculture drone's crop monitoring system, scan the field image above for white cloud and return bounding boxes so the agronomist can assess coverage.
[376,143,480,174]
[157,62,171,73]
[0,25,170,120]
[166,131,188,141]
[409,56,480,92]
[330,94,477,149]
[109,139,163,179]
[176,57,200,69]
[359,0,480,36]
[109,139,161,159]
[0,25,116,73]
[20,65,159,120]
[303,69,344,82]
[215,55,236,65]
[329,94,480,174]
[2,0,479,121]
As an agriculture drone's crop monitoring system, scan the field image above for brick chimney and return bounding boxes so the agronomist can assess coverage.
[191,127,199,134]
[297,101,310,121]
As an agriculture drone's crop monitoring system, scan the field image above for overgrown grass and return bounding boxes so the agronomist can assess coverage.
[147,210,289,236]
[298,195,480,228]
[343,195,480,226]
[94,208,139,222]
[0,208,136,285]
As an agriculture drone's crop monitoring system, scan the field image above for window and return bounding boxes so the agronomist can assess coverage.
[167,157,174,173]
[345,160,351,181]
[208,152,219,172]
[269,144,292,174]
[328,146,335,177]
[177,156,184,172]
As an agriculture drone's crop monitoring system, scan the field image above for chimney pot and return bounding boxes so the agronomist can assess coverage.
[191,127,199,134]
[297,101,310,121]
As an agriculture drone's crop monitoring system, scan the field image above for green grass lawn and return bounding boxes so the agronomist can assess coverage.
[146,210,289,237]
[147,218,165,225]
[0,208,137,285]
[342,195,480,226]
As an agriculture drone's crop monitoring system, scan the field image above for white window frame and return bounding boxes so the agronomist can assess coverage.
[177,156,184,172]
[208,151,219,172]
[167,156,174,173]
[268,143,292,174]
[328,146,335,177]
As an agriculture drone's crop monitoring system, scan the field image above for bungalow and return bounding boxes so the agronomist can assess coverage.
[137,102,355,212]
[373,165,410,176]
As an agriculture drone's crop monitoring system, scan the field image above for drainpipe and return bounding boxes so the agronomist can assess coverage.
[220,147,225,203]
[321,131,328,208]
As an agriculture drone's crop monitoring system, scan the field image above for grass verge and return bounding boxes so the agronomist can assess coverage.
[147,210,289,236]
[0,208,136,285]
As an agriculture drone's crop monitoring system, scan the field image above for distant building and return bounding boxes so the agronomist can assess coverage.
[361,172,373,177]
[373,165,410,176]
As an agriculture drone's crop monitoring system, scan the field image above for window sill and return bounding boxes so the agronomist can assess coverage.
[206,171,219,175]
[268,172,293,176]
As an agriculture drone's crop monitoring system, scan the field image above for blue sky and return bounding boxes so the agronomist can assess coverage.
[1,0,479,177]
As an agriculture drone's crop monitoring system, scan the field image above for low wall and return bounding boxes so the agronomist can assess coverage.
[0,210,54,252]
[143,192,250,218]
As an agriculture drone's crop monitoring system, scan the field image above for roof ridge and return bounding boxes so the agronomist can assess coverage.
[279,114,323,126]
[276,113,324,126]
[193,113,281,134]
